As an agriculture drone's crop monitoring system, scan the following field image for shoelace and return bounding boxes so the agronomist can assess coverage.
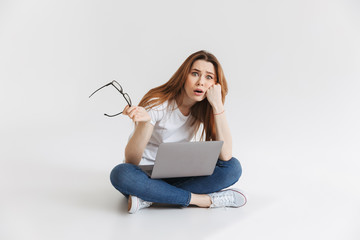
[140,200,152,209]
[212,191,235,207]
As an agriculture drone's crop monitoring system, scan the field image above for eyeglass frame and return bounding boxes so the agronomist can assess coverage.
[89,80,132,117]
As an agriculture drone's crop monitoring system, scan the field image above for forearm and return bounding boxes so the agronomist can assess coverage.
[212,105,233,161]
[125,121,153,165]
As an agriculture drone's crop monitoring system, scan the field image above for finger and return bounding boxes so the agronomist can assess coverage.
[129,107,139,118]
[124,106,133,115]
[133,111,143,122]
[122,105,131,115]
[132,112,142,122]
[126,106,138,115]
[133,115,138,122]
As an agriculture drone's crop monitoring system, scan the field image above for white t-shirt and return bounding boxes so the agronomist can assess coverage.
[133,100,197,165]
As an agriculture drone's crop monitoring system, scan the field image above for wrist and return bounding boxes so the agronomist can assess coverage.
[214,109,225,116]
[212,104,224,114]
[135,120,151,126]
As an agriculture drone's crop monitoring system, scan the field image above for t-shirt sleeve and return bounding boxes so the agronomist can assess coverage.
[147,104,165,126]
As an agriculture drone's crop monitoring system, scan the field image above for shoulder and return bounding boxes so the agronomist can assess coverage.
[147,99,174,112]
[146,99,174,125]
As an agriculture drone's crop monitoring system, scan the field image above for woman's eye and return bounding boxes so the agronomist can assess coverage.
[206,75,213,80]
[192,72,199,76]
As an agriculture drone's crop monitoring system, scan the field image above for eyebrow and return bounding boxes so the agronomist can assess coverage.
[192,68,215,76]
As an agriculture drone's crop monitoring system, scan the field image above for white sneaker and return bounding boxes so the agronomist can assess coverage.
[128,195,153,214]
[209,188,247,208]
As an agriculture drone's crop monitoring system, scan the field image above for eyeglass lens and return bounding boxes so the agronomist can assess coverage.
[112,81,123,92]
[123,93,132,105]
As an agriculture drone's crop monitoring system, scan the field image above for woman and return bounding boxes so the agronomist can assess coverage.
[110,50,246,213]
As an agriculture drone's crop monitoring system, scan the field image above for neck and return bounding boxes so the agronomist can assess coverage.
[175,93,195,116]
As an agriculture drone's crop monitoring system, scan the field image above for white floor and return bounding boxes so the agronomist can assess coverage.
[1,124,360,240]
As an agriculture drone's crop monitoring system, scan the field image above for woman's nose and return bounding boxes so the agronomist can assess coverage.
[196,75,206,85]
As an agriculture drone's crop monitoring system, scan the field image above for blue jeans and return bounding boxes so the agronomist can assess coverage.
[110,157,242,207]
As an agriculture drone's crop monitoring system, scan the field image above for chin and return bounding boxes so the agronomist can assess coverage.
[195,96,206,102]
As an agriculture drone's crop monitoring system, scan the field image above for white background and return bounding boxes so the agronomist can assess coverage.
[1,0,359,239]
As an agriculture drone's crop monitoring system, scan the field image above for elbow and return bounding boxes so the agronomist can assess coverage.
[219,145,232,161]
[124,154,141,166]
[219,153,233,161]
[124,147,142,165]
[124,157,141,165]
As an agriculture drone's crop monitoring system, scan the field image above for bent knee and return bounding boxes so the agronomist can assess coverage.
[110,163,137,188]
[226,157,242,183]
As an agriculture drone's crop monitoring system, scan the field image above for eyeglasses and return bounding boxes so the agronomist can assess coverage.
[89,80,132,117]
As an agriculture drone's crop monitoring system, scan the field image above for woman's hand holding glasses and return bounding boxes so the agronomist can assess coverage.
[122,105,151,123]
[90,80,151,123]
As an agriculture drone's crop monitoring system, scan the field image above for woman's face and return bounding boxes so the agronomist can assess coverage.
[183,59,216,105]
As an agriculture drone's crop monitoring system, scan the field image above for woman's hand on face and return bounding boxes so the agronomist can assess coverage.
[122,105,151,123]
[206,84,223,108]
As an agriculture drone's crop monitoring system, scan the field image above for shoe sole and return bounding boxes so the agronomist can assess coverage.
[128,195,132,212]
[231,188,247,207]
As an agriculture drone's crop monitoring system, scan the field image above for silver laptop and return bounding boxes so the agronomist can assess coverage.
[139,141,224,179]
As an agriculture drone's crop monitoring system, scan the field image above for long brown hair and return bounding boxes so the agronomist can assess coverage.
[138,50,228,141]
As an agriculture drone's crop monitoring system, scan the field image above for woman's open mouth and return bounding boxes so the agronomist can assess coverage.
[194,89,204,96]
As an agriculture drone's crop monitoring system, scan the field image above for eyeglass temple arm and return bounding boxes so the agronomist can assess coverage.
[89,83,112,98]
[104,112,123,117]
